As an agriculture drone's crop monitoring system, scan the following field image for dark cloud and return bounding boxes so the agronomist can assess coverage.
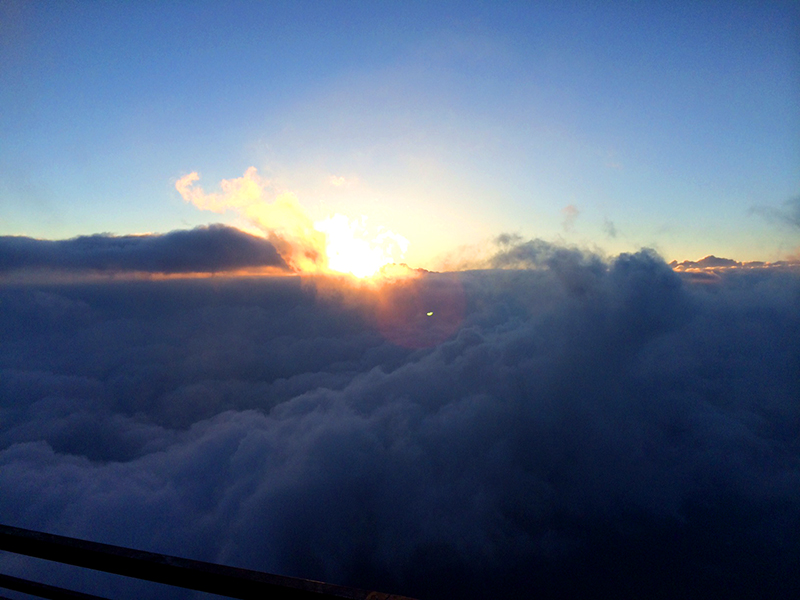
[0,224,288,276]
[1,242,799,599]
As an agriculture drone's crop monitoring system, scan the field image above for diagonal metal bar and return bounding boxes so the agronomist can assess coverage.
[0,525,415,600]
[0,573,112,600]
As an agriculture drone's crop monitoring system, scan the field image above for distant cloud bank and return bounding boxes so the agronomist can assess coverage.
[1,239,799,599]
[669,254,800,280]
[0,225,288,277]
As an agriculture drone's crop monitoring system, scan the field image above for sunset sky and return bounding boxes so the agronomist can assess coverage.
[2,4,800,599]
[2,1,798,269]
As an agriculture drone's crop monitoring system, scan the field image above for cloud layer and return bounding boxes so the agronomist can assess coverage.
[0,225,288,277]
[1,240,799,599]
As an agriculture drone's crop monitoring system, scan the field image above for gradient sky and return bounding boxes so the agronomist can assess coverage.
[1,0,798,268]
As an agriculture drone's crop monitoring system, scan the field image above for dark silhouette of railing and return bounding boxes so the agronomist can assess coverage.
[0,524,415,600]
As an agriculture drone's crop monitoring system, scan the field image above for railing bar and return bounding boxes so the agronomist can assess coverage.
[0,573,112,600]
[0,525,415,600]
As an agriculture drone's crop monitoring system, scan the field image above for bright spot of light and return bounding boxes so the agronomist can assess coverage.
[176,168,410,278]
[314,214,409,278]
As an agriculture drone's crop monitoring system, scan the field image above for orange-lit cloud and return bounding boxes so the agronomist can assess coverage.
[176,168,326,273]
[176,168,408,278]
[669,255,800,284]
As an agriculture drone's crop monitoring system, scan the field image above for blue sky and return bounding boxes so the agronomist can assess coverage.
[1,0,798,268]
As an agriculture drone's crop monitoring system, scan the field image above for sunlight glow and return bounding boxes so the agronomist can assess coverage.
[176,168,412,279]
[314,214,409,278]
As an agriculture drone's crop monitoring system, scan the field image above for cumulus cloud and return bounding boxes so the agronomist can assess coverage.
[0,225,288,278]
[176,168,414,278]
[176,168,326,272]
[1,242,799,599]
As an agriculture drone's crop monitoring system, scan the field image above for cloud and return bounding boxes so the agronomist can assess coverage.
[1,243,799,599]
[176,168,408,277]
[329,175,358,188]
[669,255,800,277]
[603,217,617,238]
[561,204,579,231]
[0,224,288,277]
[176,168,326,272]
[751,196,800,230]
[672,255,742,270]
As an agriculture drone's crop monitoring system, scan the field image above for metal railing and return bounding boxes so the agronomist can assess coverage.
[0,525,415,600]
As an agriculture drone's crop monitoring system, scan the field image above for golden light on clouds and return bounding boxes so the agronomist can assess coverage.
[176,168,408,278]
[314,214,408,278]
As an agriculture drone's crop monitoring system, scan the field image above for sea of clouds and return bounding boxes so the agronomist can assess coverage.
[1,232,798,599]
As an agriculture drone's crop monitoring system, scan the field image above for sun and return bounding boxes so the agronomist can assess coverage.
[314,213,409,278]
[174,168,413,278]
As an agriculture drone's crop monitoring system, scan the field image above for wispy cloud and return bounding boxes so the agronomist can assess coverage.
[328,174,358,188]
[751,196,800,229]
[561,204,579,231]
[603,217,617,238]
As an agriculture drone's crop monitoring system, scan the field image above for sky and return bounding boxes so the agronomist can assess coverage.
[1,0,798,268]
[1,3,800,600]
